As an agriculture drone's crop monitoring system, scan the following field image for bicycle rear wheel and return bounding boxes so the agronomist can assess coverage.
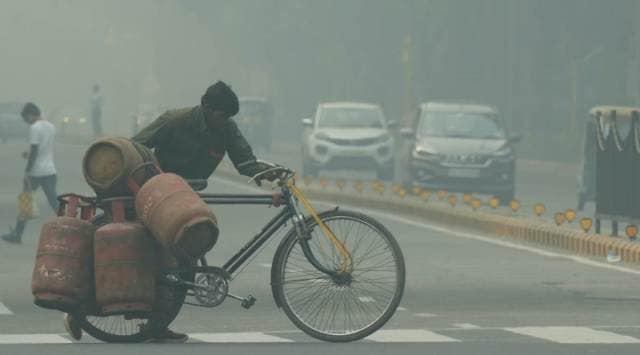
[74,214,192,343]
[272,209,405,342]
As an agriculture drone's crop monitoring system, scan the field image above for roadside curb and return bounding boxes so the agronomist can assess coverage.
[214,166,640,265]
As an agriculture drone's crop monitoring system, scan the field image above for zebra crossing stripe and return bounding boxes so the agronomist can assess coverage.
[505,327,640,344]
[366,329,459,343]
[0,334,71,344]
[0,302,12,315]
[190,332,294,343]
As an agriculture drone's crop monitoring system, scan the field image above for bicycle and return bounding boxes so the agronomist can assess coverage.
[73,165,406,343]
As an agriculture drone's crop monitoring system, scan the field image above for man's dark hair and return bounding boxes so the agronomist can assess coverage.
[201,81,239,116]
[21,102,41,118]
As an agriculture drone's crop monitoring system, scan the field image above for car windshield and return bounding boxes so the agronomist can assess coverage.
[419,111,505,139]
[318,107,384,128]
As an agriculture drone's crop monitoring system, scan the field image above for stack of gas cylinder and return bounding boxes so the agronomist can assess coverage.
[32,137,219,316]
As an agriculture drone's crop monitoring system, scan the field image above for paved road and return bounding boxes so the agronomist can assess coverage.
[0,141,639,355]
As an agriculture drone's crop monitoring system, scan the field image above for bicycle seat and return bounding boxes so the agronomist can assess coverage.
[186,179,208,191]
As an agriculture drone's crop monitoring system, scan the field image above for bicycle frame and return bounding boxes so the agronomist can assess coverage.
[198,184,342,279]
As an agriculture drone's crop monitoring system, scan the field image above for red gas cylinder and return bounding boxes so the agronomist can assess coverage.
[135,173,219,260]
[94,200,157,316]
[32,195,96,312]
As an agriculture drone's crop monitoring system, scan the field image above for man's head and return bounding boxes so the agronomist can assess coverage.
[21,102,41,125]
[93,84,100,93]
[201,81,239,129]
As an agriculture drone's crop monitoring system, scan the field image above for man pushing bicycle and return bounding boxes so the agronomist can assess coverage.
[64,81,282,343]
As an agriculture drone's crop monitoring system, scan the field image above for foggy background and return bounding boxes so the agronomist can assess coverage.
[1,0,638,162]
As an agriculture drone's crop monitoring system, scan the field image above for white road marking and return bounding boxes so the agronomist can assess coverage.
[397,306,408,311]
[190,332,294,343]
[259,263,272,268]
[358,296,376,303]
[413,312,438,318]
[505,326,640,344]
[0,334,71,344]
[453,323,481,329]
[366,329,459,342]
[217,177,640,276]
[0,302,12,315]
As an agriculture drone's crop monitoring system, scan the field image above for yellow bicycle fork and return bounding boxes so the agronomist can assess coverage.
[288,180,353,273]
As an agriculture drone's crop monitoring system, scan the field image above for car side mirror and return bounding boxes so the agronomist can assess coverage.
[301,118,313,126]
[400,127,414,139]
[508,133,523,144]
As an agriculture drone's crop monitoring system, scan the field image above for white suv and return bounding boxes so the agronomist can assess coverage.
[301,102,395,180]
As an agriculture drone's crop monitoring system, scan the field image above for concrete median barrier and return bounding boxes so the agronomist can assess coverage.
[220,165,640,264]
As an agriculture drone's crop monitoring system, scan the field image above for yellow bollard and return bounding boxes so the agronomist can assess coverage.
[579,217,593,233]
[509,199,521,213]
[488,196,500,209]
[534,203,546,217]
[447,194,458,207]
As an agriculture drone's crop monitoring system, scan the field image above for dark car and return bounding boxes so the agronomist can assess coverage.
[401,101,521,203]
[0,102,28,143]
[236,97,273,153]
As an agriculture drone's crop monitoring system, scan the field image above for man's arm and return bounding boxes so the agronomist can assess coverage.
[25,144,38,174]
[131,113,172,148]
[225,120,269,177]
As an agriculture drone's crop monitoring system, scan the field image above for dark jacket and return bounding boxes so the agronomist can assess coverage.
[132,106,264,180]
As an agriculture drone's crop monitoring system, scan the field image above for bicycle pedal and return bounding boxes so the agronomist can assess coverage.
[241,295,256,309]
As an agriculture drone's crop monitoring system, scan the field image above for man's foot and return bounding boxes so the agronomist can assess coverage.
[63,313,82,341]
[145,329,189,343]
[1,229,20,244]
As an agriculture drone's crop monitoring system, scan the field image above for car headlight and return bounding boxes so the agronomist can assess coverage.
[413,147,442,161]
[314,132,331,141]
[493,146,512,157]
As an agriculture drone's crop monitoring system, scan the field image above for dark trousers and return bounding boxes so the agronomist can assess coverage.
[14,174,58,240]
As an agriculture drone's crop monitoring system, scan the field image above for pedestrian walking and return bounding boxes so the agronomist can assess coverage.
[1,103,58,244]
[90,84,104,137]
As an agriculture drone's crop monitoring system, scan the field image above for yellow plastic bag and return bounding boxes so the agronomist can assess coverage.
[18,190,35,220]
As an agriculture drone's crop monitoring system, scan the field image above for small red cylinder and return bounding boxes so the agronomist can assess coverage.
[94,221,157,315]
[32,217,96,312]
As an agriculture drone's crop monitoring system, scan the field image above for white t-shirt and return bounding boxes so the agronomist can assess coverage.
[28,120,57,177]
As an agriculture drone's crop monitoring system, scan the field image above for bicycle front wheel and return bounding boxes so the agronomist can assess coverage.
[272,209,405,342]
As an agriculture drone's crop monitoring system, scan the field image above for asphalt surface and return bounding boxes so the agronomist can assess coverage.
[0,140,639,355]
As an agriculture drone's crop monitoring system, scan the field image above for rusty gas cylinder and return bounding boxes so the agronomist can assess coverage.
[82,137,156,198]
[32,196,96,312]
[94,200,157,315]
[135,173,219,260]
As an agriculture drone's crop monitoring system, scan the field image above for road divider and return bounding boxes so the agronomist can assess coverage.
[215,163,640,264]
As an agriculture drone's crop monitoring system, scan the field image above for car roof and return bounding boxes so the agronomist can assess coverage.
[319,102,381,110]
[420,101,498,115]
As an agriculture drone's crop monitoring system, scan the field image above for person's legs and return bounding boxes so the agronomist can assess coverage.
[37,175,59,212]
